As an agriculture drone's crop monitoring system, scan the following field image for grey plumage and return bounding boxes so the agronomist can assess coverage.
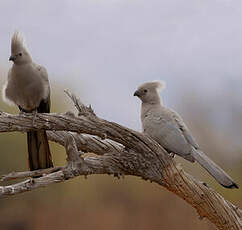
[2,31,53,171]
[134,81,238,189]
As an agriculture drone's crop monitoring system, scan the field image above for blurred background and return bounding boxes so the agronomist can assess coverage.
[0,0,242,229]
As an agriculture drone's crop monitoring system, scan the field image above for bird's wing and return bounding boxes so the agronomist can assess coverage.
[36,64,49,82]
[39,65,50,112]
[170,110,199,149]
[34,64,50,105]
[143,110,194,162]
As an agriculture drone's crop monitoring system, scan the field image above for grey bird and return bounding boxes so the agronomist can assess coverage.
[2,31,53,171]
[134,81,238,189]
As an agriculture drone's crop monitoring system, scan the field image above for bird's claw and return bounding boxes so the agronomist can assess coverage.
[169,152,175,158]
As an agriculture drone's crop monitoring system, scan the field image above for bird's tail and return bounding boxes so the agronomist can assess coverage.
[192,149,239,188]
[27,130,53,170]
[191,149,238,189]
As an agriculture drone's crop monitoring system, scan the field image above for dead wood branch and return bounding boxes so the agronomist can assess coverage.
[0,91,241,230]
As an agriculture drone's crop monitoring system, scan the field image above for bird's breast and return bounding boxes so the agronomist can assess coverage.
[6,65,46,111]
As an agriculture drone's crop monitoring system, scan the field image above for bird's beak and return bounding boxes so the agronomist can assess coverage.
[9,55,15,61]
[133,90,140,97]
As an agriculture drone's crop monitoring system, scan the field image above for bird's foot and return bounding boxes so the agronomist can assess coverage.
[169,152,175,158]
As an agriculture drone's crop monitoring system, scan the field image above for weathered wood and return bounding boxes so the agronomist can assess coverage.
[0,92,241,230]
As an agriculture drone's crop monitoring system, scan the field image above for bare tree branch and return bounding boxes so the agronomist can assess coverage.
[0,166,63,181]
[0,92,241,230]
[47,131,124,155]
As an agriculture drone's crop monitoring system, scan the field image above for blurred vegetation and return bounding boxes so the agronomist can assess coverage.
[0,68,241,230]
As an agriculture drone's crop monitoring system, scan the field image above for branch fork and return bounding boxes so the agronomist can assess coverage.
[0,90,240,230]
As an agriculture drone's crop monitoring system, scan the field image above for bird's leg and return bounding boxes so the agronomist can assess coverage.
[18,107,37,126]
[19,110,25,115]
[32,109,38,126]
[165,148,175,158]
[169,152,175,158]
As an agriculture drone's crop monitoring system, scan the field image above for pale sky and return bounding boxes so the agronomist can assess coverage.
[0,0,242,133]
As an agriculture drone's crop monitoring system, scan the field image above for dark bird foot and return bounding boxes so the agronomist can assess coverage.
[169,152,175,158]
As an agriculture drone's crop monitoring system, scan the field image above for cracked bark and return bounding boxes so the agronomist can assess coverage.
[0,91,241,230]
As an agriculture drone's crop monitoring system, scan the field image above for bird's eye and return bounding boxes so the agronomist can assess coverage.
[19,53,22,56]
[144,89,148,93]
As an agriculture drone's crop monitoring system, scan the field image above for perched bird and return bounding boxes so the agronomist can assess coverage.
[134,81,238,189]
[2,31,53,171]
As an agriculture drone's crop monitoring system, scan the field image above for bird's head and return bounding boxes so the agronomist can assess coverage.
[133,81,165,104]
[9,31,32,65]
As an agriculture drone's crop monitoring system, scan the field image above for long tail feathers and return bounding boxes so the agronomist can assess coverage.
[27,130,53,171]
[191,149,238,189]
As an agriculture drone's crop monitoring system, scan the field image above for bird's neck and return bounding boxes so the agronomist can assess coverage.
[141,101,163,119]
